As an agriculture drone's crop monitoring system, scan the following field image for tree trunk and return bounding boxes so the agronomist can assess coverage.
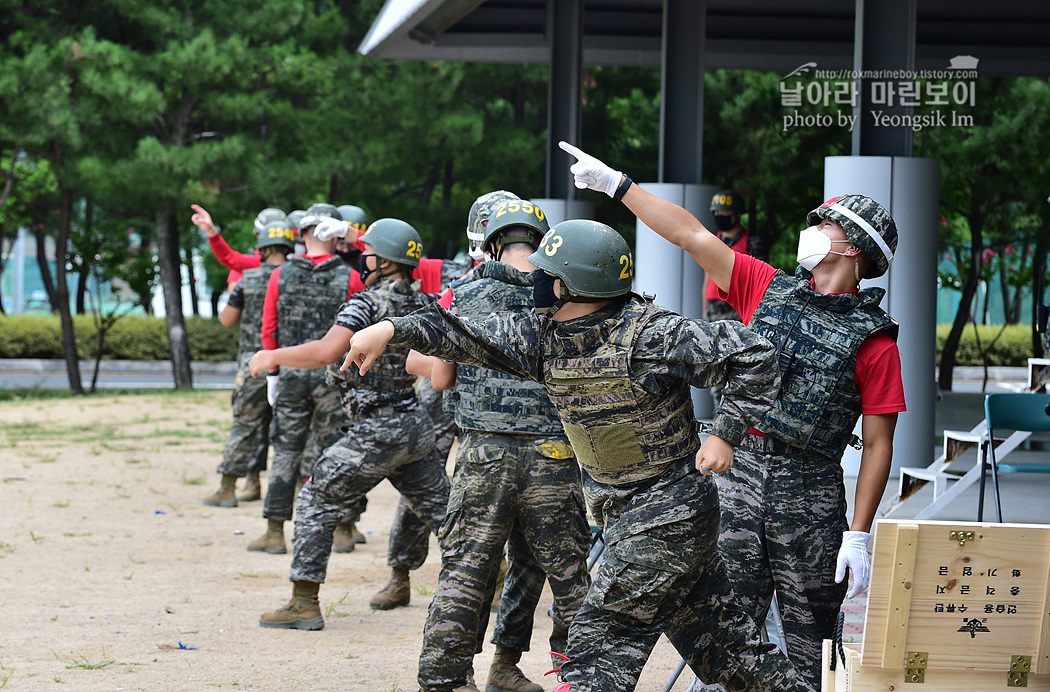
[33,227,57,310]
[76,269,88,315]
[938,214,985,391]
[210,288,222,319]
[56,185,84,395]
[185,244,200,316]
[156,207,193,389]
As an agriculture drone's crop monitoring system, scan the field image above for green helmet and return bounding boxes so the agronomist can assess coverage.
[299,203,341,232]
[483,199,550,249]
[710,190,744,214]
[287,209,307,231]
[256,220,295,251]
[807,194,897,278]
[254,207,287,236]
[528,219,633,298]
[336,205,370,232]
[466,190,520,257]
[359,218,423,268]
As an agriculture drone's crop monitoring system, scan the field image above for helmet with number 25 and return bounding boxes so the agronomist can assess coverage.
[359,218,423,268]
[528,219,633,298]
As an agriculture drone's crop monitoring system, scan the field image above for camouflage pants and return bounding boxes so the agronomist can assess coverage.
[417,431,592,692]
[263,367,346,522]
[289,405,450,584]
[714,435,848,690]
[565,458,812,692]
[217,364,271,477]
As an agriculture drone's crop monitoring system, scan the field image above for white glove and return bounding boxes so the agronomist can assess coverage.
[558,141,623,198]
[313,218,350,241]
[266,375,279,407]
[835,530,871,599]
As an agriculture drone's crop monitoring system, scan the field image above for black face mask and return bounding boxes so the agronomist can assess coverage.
[713,214,736,232]
[532,270,559,313]
[359,254,376,283]
[334,248,359,265]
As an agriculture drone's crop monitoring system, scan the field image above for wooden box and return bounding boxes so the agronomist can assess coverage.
[822,519,1050,690]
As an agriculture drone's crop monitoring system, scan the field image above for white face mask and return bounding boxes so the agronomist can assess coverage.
[796,226,852,271]
[468,247,489,263]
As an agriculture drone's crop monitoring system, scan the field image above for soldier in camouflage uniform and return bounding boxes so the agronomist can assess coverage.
[203,220,296,508]
[412,200,592,692]
[343,219,813,692]
[560,141,905,690]
[249,218,451,631]
[248,203,353,555]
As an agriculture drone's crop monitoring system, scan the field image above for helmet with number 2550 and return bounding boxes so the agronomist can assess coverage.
[528,219,633,298]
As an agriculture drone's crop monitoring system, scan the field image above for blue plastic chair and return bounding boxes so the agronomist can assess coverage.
[978,393,1050,522]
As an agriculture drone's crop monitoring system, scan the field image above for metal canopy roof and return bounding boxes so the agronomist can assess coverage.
[359,0,1050,76]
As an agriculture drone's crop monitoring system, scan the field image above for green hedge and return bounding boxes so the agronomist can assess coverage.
[935,324,1035,367]
[0,314,238,361]
[0,315,1037,366]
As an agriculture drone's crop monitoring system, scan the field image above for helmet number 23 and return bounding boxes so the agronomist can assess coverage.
[406,240,423,259]
[619,254,633,279]
[543,232,564,256]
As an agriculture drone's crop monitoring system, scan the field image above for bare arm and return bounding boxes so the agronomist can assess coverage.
[852,412,897,532]
[249,324,353,377]
[220,304,242,327]
[430,360,457,391]
[619,182,737,293]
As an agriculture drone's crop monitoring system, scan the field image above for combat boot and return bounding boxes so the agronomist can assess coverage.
[202,474,238,507]
[350,522,366,544]
[369,568,411,610]
[259,581,324,630]
[487,646,542,692]
[332,523,356,553]
[238,470,262,502]
[247,519,287,554]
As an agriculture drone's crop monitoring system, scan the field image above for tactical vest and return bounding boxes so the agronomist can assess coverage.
[542,294,699,485]
[750,269,897,460]
[328,277,435,406]
[236,263,277,363]
[275,255,351,347]
[448,263,564,435]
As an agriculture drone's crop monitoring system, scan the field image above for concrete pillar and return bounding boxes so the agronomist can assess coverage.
[12,227,26,315]
[529,198,594,228]
[546,0,582,200]
[823,156,939,478]
[634,183,720,419]
[852,0,916,157]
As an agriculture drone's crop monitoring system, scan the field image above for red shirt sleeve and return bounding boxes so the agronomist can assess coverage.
[348,269,365,298]
[261,266,281,350]
[438,287,454,309]
[415,257,444,293]
[855,332,907,414]
[208,235,262,273]
[226,269,242,286]
[721,253,779,325]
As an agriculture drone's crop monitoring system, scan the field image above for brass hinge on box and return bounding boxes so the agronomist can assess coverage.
[905,651,928,683]
[1007,655,1031,687]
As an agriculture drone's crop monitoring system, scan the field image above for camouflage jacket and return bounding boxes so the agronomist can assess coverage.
[275,255,351,347]
[229,263,277,367]
[387,294,780,462]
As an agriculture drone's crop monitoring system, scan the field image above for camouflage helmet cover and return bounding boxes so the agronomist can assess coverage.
[528,219,633,298]
[710,190,744,214]
[466,190,520,255]
[254,208,287,236]
[483,199,550,248]
[359,218,423,268]
[287,209,307,230]
[299,203,342,232]
[807,194,897,278]
[255,220,295,251]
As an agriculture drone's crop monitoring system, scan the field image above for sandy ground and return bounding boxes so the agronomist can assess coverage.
[0,391,689,692]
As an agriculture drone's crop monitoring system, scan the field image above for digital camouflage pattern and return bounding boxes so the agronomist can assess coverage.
[416,262,591,691]
[265,256,351,522]
[384,296,800,692]
[808,194,898,278]
[418,431,590,691]
[274,255,351,347]
[218,264,278,478]
[750,269,896,460]
[466,190,519,256]
[288,275,451,587]
[264,367,344,522]
[716,434,848,690]
[543,297,699,485]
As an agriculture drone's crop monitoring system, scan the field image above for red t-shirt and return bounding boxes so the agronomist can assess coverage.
[260,255,357,350]
[208,235,262,286]
[705,229,754,300]
[720,254,906,430]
